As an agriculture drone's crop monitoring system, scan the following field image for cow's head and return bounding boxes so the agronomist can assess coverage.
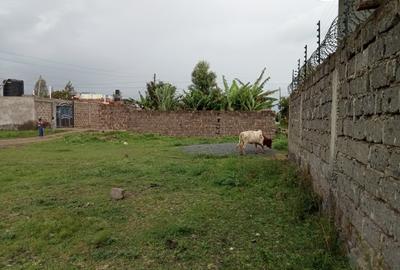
[263,136,272,148]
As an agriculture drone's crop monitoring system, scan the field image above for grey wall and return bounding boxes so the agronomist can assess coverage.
[0,96,72,130]
[338,0,374,37]
[289,1,400,269]
[0,96,36,130]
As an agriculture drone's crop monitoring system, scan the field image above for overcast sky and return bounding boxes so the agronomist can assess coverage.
[0,0,338,99]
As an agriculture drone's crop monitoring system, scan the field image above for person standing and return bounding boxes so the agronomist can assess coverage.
[38,118,45,137]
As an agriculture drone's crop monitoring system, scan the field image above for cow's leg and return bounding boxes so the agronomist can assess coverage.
[240,143,246,155]
[255,144,262,154]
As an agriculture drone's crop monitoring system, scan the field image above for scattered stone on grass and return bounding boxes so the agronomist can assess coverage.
[165,239,178,249]
[84,202,94,208]
[110,188,125,200]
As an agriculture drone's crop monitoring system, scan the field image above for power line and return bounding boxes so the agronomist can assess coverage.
[0,55,142,79]
[0,65,192,86]
[0,49,141,77]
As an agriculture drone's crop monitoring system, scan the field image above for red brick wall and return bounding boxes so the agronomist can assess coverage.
[74,101,276,137]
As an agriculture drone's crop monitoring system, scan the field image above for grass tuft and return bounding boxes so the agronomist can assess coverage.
[272,133,288,151]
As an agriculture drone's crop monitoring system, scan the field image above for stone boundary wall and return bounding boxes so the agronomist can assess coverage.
[35,98,54,124]
[127,110,275,137]
[288,1,400,269]
[74,102,102,129]
[74,102,276,137]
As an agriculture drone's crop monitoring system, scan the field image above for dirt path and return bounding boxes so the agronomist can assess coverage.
[0,129,87,149]
[181,143,277,156]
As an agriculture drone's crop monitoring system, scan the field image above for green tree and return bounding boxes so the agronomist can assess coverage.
[222,68,277,111]
[190,61,217,94]
[138,76,180,111]
[182,61,223,110]
[278,96,289,126]
[222,77,241,111]
[51,90,73,100]
[138,75,160,110]
[154,84,180,111]
[64,81,76,95]
[51,81,76,100]
[34,75,49,97]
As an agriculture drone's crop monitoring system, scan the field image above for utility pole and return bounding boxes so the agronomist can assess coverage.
[279,87,282,101]
[153,73,157,84]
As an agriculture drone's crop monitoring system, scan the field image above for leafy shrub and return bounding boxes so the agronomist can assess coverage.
[222,68,277,111]
[136,61,278,111]
[272,134,288,151]
[138,80,180,111]
[278,96,289,127]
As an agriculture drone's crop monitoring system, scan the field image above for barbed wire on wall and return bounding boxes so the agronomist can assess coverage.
[288,0,373,94]
[288,17,339,93]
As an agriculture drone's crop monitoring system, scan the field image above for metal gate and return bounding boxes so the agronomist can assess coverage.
[56,104,74,128]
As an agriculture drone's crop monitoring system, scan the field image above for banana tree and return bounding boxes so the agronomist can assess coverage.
[222,68,277,111]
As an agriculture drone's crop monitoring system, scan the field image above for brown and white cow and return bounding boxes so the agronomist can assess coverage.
[237,130,272,155]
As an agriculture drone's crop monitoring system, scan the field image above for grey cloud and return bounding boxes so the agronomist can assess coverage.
[0,0,338,98]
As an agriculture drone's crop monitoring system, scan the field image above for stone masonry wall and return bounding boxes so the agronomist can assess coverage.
[74,101,276,137]
[128,110,276,137]
[35,99,53,123]
[74,102,102,129]
[288,1,400,269]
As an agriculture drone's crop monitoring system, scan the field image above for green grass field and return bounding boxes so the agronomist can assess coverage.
[0,132,349,269]
[0,129,63,139]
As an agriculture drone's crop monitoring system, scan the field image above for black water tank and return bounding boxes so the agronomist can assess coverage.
[113,89,121,101]
[3,79,24,96]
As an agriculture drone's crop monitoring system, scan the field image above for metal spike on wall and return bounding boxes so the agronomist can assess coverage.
[304,45,308,78]
[317,20,321,65]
